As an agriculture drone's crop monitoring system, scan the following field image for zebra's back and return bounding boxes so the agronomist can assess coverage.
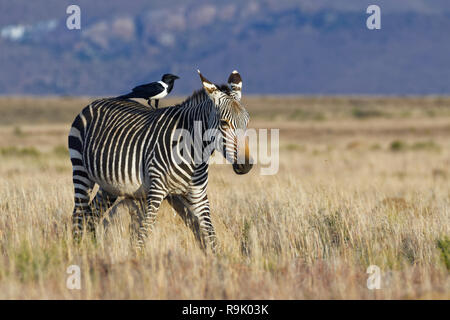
[68,98,181,197]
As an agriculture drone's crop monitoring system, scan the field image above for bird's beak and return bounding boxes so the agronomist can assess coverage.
[174,75,180,79]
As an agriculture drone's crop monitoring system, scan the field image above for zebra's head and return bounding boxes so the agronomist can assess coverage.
[198,70,253,175]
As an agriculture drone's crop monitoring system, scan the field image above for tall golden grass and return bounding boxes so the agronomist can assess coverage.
[0,97,448,299]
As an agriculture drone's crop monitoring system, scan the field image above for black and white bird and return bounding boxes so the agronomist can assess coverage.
[118,73,179,109]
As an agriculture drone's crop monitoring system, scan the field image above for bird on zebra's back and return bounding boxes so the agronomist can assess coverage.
[117,73,179,109]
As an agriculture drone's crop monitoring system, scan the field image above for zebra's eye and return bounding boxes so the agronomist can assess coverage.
[220,120,229,128]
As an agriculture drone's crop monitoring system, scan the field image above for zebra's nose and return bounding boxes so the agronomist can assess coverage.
[232,162,253,175]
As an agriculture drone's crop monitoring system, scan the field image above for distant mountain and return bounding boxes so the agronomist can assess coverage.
[0,0,449,95]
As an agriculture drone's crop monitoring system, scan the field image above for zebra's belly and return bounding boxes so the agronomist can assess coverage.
[96,179,147,198]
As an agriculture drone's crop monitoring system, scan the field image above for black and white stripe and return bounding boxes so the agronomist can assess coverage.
[68,70,252,252]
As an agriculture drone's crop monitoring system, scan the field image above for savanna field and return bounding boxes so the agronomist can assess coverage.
[0,96,448,299]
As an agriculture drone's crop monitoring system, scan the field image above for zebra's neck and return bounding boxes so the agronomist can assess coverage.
[174,99,220,164]
[180,99,220,133]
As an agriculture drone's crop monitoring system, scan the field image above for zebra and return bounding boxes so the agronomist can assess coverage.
[68,70,253,252]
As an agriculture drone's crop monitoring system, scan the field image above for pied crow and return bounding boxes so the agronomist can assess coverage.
[118,73,179,108]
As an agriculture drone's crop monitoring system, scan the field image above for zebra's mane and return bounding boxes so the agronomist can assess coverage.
[179,83,231,108]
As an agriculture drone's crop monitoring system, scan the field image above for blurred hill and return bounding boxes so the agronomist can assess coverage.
[0,0,449,95]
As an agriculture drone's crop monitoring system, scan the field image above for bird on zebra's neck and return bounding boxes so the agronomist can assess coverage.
[117,73,179,109]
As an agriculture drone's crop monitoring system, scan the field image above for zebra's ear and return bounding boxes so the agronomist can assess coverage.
[228,70,242,101]
[198,70,219,97]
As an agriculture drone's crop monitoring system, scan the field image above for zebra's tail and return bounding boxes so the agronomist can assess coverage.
[68,108,93,239]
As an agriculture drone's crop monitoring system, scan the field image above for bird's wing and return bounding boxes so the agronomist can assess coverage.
[132,82,165,97]
[131,82,154,92]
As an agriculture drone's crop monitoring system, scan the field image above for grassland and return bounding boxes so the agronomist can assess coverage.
[0,96,448,299]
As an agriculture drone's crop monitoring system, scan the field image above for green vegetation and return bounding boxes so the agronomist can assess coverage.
[437,237,450,271]
[0,146,41,157]
[53,145,69,157]
[352,108,386,119]
[390,140,440,152]
[390,140,407,152]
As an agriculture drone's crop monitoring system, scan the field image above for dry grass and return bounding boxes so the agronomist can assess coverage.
[0,96,449,299]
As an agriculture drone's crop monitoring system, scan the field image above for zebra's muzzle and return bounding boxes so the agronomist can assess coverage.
[232,135,253,175]
[232,161,253,175]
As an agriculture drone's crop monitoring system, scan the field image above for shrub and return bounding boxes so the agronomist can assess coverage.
[352,108,385,119]
[390,140,407,152]
[437,237,450,271]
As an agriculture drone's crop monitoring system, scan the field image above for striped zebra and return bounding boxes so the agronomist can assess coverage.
[68,70,252,252]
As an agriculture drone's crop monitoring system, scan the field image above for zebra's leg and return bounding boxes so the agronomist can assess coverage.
[91,187,118,216]
[104,197,144,247]
[127,198,145,246]
[72,175,95,241]
[136,187,166,251]
[166,195,204,250]
[186,190,217,253]
[90,187,118,230]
